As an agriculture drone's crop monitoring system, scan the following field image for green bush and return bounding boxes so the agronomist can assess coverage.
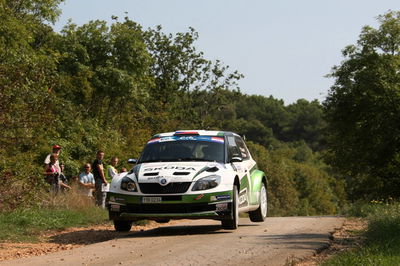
[324,202,400,265]
[0,190,108,242]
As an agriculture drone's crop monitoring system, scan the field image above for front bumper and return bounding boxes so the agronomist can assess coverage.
[107,191,232,221]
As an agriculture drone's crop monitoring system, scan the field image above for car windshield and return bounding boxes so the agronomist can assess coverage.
[138,135,225,163]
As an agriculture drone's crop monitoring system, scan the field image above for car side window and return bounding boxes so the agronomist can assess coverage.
[235,136,250,160]
[227,136,241,161]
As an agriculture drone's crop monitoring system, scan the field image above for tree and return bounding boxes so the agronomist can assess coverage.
[0,0,65,210]
[0,0,62,152]
[324,11,400,200]
[54,18,153,125]
[284,99,326,151]
[143,26,243,131]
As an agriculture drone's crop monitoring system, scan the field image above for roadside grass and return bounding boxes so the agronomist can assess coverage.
[0,190,109,243]
[323,202,400,266]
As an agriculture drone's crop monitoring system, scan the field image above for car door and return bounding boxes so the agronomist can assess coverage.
[227,135,250,208]
[234,136,256,173]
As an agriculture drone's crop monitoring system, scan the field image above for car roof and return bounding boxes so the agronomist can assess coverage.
[151,130,239,138]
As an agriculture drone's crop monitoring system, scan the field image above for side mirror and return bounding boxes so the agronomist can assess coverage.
[230,157,243,163]
[128,158,137,164]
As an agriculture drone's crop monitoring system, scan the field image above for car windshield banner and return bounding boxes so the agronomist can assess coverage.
[147,136,224,144]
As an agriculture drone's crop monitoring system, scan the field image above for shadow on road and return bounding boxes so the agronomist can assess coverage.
[257,233,331,250]
[122,224,227,238]
[49,229,125,245]
[49,223,228,245]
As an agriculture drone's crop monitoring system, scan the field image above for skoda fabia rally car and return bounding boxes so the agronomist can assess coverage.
[106,130,268,231]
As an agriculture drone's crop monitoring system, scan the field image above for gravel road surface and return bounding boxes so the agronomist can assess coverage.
[1,216,344,266]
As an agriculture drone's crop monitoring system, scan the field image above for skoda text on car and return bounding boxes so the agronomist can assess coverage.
[106,130,268,231]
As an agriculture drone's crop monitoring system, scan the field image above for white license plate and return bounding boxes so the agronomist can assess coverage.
[142,197,162,203]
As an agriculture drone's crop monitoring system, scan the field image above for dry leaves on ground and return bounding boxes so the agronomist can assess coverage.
[293,218,366,266]
[0,221,166,262]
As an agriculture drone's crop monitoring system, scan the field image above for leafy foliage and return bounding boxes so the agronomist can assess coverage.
[324,11,400,200]
[324,202,400,266]
[0,0,345,216]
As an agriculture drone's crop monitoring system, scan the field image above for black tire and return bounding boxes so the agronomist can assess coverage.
[221,185,239,230]
[114,220,132,232]
[249,182,267,222]
[156,219,170,223]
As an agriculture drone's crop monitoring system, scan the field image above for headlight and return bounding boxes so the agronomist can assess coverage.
[192,175,221,191]
[120,176,137,192]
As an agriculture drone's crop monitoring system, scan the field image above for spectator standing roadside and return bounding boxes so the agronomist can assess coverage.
[92,150,107,206]
[59,163,71,191]
[79,163,95,197]
[106,157,119,183]
[44,153,60,193]
[44,145,62,173]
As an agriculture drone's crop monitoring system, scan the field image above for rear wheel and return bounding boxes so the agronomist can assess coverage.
[221,185,239,230]
[114,220,132,232]
[249,182,267,222]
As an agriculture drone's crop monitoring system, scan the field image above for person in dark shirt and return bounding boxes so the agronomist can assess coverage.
[59,163,71,192]
[92,150,107,206]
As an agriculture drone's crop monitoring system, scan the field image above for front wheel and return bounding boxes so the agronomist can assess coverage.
[221,185,239,230]
[156,219,170,223]
[249,182,267,222]
[114,220,132,232]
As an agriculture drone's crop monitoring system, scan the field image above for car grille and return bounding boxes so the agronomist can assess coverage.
[125,203,217,213]
[138,182,191,194]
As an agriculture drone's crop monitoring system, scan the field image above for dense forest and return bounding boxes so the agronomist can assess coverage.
[1,1,399,216]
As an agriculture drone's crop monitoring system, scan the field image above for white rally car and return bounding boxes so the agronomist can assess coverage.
[106,130,268,231]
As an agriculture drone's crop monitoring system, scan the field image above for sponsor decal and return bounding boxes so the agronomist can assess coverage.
[195,194,204,200]
[147,137,161,144]
[145,136,225,144]
[235,165,243,172]
[216,203,228,211]
[193,164,222,179]
[144,166,197,171]
[146,176,160,180]
[115,197,125,203]
[210,196,217,201]
[211,137,224,143]
[110,204,120,211]
[216,195,231,201]
[175,131,199,135]
[177,136,196,141]
[239,189,248,207]
[159,136,176,142]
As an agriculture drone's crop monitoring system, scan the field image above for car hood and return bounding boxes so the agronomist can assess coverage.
[136,161,224,183]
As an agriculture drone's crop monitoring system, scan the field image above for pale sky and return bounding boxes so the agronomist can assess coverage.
[54,0,400,104]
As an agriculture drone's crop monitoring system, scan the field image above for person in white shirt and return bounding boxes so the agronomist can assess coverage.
[79,163,95,196]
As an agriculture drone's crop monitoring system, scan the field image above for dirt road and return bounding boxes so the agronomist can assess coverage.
[1,216,344,266]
